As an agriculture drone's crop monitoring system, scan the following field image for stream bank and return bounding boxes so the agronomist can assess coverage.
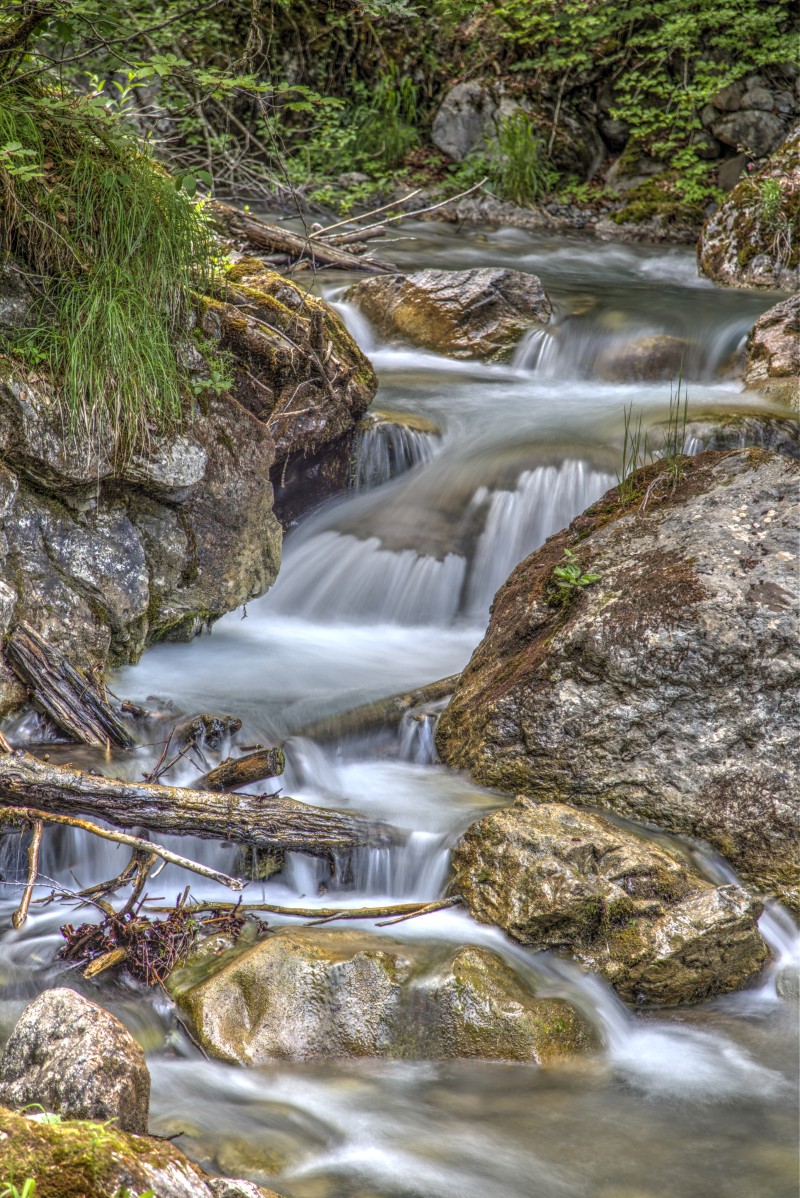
[0,220,797,1197]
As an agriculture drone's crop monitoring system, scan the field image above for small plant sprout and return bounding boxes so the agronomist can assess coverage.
[616,403,650,504]
[553,548,602,592]
[0,1180,36,1198]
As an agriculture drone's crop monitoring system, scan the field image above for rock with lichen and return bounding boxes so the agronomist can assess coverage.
[436,449,800,908]
[167,925,595,1064]
[452,798,768,1006]
[743,294,800,409]
[698,126,800,290]
[346,267,552,361]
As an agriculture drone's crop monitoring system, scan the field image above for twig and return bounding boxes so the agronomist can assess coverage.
[376,896,461,926]
[310,188,424,238]
[0,808,244,891]
[145,897,459,923]
[348,178,489,238]
[11,819,43,930]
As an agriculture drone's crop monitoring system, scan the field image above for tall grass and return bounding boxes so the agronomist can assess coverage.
[0,89,213,457]
[490,112,557,206]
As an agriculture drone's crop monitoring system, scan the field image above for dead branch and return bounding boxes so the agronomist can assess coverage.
[296,674,460,743]
[0,748,399,856]
[0,806,244,891]
[195,746,285,792]
[5,623,133,749]
[146,896,461,924]
[11,818,42,930]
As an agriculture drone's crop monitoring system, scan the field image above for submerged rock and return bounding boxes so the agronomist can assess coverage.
[595,334,692,382]
[743,294,800,409]
[453,799,768,1006]
[346,268,552,361]
[684,410,800,458]
[436,449,800,908]
[168,926,594,1064]
[0,988,150,1133]
[698,127,800,290]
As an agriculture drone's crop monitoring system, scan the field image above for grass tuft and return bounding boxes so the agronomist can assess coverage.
[0,86,214,459]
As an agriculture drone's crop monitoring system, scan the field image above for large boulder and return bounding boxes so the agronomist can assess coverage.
[595,334,692,382]
[743,294,800,409]
[453,798,768,1006]
[0,263,374,713]
[432,81,498,162]
[168,926,594,1064]
[436,449,800,908]
[698,126,800,290]
[0,988,149,1133]
[0,1104,283,1198]
[346,268,551,361]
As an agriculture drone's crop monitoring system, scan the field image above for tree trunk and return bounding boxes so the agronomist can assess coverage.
[0,750,398,856]
[195,746,285,792]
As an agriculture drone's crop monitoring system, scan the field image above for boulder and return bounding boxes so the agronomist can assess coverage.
[595,334,691,382]
[0,1103,281,1198]
[743,294,800,409]
[346,268,551,361]
[684,411,800,458]
[0,988,149,1133]
[452,798,768,1006]
[168,926,594,1064]
[436,449,800,908]
[698,127,800,290]
[432,81,498,162]
[709,110,786,158]
[0,262,374,713]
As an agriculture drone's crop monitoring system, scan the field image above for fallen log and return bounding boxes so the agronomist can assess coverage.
[196,746,285,792]
[296,674,460,743]
[0,749,399,856]
[5,623,133,749]
[208,199,395,273]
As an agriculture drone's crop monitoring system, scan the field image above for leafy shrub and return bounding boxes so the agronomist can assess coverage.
[489,112,558,204]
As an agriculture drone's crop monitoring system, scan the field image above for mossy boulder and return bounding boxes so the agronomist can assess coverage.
[346,268,552,362]
[0,1104,282,1198]
[167,926,594,1064]
[453,799,768,1006]
[743,294,800,409]
[436,449,800,908]
[0,989,149,1134]
[698,126,800,290]
[200,261,377,462]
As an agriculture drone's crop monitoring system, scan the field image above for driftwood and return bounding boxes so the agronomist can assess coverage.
[208,200,395,273]
[0,749,398,856]
[147,896,462,925]
[196,746,285,792]
[297,674,460,743]
[5,623,133,749]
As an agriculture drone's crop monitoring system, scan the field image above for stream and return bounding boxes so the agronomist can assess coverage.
[1,219,798,1197]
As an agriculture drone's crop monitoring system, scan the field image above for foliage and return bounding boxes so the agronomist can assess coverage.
[660,376,690,490]
[492,0,797,202]
[488,111,558,205]
[0,1180,36,1198]
[552,548,602,592]
[0,84,214,456]
[617,403,650,504]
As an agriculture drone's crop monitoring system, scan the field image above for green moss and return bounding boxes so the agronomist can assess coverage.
[612,177,705,227]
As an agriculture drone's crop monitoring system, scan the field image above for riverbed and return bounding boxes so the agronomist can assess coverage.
[1,220,797,1197]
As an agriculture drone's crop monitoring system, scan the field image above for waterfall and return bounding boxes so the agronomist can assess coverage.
[351,416,440,492]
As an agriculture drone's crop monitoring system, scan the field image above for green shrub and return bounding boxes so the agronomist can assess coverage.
[489,111,558,204]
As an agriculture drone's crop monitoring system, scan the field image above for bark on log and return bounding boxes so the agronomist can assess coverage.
[0,750,398,856]
[208,199,394,273]
[196,746,285,792]
[297,674,460,743]
[5,623,133,749]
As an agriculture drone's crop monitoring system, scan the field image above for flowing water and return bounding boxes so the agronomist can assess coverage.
[0,220,797,1197]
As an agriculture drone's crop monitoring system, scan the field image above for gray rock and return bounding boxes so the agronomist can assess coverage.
[0,988,150,1132]
[208,1182,282,1198]
[710,81,746,112]
[432,81,497,162]
[595,334,691,382]
[0,259,34,329]
[122,434,208,500]
[599,116,630,151]
[717,153,749,192]
[168,927,595,1064]
[773,90,796,115]
[710,110,785,157]
[436,449,800,908]
[346,268,551,362]
[741,86,775,111]
[776,961,799,999]
[685,412,800,458]
[743,294,800,409]
[453,799,768,1006]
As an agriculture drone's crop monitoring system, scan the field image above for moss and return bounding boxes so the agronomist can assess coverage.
[0,1105,195,1198]
[612,177,705,227]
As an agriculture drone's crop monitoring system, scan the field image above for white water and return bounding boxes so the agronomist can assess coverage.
[0,220,796,1198]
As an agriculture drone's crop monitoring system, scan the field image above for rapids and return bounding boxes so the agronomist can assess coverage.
[0,219,797,1197]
